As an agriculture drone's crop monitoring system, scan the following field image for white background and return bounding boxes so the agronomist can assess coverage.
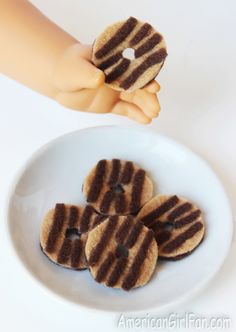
[0,0,235,331]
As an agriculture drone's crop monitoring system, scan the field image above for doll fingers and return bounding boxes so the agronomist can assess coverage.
[143,80,160,93]
[111,100,152,124]
[120,89,160,118]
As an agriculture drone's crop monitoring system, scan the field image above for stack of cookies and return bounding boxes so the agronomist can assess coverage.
[40,159,205,291]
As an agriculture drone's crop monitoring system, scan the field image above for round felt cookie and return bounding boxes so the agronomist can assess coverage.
[137,195,205,260]
[92,16,167,92]
[40,204,107,270]
[85,215,158,290]
[82,159,153,215]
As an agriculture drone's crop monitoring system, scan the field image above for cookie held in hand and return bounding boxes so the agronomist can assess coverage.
[92,17,167,92]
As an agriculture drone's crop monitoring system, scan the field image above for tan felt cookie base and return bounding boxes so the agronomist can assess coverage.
[85,216,158,290]
[137,195,205,259]
[83,159,153,215]
[92,17,167,92]
[40,204,105,270]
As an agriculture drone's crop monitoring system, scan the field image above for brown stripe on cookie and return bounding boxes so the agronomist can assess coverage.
[130,23,152,46]
[174,210,201,228]
[68,206,79,228]
[122,230,153,290]
[80,205,95,233]
[88,216,118,266]
[105,58,130,83]
[115,216,133,243]
[155,230,171,245]
[95,252,115,282]
[130,169,145,213]
[160,236,205,260]
[162,222,203,254]
[120,161,134,184]
[92,215,107,229]
[57,238,72,264]
[71,239,83,268]
[135,33,162,58]
[115,193,126,214]
[46,203,66,253]
[149,221,167,232]
[95,17,138,59]
[107,256,128,287]
[120,48,167,90]
[125,221,143,248]
[98,52,122,70]
[87,159,107,203]
[108,159,121,186]
[100,190,114,214]
[141,195,179,226]
[167,202,192,222]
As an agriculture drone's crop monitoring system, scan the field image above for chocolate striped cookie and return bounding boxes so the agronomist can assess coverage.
[40,204,106,269]
[85,215,158,290]
[83,159,153,215]
[92,17,167,92]
[137,195,205,260]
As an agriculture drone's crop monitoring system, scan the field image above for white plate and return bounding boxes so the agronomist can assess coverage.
[6,126,233,312]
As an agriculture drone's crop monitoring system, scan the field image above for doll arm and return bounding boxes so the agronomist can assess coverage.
[0,0,161,123]
[0,0,103,97]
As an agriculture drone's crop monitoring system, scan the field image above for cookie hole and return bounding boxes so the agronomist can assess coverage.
[164,223,174,232]
[65,228,81,240]
[110,183,124,194]
[122,48,135,60]
[116,244,129,259]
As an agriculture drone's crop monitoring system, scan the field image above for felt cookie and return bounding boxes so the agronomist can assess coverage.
[83,159,153,215]
[137,195,205,260]
[85,215,158,290]
[92,16,167,91]
[40,204,106,269]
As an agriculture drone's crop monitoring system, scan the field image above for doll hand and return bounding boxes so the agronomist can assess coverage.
[53,44,160,124]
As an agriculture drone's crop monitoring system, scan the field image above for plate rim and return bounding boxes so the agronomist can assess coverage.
[4,125,234,313]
